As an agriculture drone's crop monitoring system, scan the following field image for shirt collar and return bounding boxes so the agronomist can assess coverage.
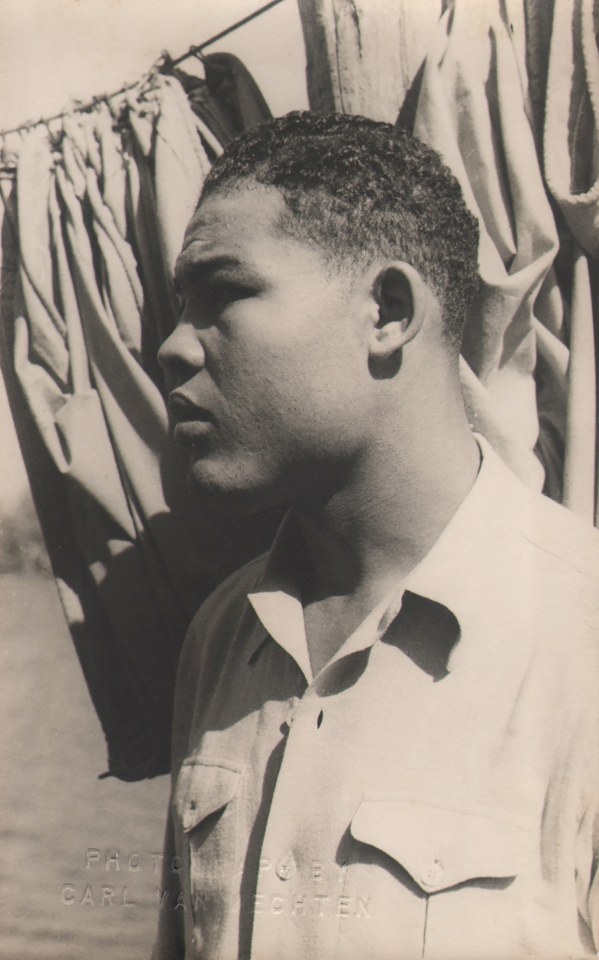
[404,437,521,624]
[247,517,313,680]
[247,435,527,679]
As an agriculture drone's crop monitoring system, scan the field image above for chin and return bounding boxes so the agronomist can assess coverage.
[184,462,287,516]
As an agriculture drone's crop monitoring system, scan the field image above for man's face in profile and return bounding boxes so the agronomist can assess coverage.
[159,182,375,512]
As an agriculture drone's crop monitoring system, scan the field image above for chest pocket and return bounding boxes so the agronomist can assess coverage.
[344,797,535,959]
[175,757,243,926]
[350,798,530,895]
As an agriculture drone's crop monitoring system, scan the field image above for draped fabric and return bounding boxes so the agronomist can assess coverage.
[296,0,443,123]
[408,0,599,524]
[174,52,274,145]
[2,8,599,777]
[297,0,598,522]
[0,63,277,780]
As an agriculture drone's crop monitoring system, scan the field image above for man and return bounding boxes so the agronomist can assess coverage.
[153,112,599,959]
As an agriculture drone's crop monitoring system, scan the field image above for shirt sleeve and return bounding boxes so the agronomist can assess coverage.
[150,616,205,960]
[149,563,262,958]
[150,801,186,960]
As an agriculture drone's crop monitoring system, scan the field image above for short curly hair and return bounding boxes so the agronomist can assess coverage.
[200,111,479,349]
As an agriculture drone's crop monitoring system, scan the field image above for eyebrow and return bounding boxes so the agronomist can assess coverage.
[174,254,254,289]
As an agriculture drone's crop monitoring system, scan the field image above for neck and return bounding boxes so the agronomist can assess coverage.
[292,391,480,607]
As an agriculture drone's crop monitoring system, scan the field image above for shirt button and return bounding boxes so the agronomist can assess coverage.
[421,860,444,888]
[276,851,297,880]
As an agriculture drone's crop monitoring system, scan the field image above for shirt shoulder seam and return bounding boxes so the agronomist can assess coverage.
[516,523,599,582]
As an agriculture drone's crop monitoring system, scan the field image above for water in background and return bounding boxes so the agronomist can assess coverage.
[0,573,170,960]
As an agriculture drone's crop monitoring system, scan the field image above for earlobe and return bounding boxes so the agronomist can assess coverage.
[369,262,428,362]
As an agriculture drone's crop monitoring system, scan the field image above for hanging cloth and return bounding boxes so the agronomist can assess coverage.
[541,0,599,523]
[0,69,279,781]
[174,51,273,146]
[410,0,561,494]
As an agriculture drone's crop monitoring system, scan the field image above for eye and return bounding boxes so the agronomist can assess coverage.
[174,292,186,315]
[205,281,254,311]
[171,273,257,324]
[172,276,186,315]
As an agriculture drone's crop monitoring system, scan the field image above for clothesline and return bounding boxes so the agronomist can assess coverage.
[0,0,288,138]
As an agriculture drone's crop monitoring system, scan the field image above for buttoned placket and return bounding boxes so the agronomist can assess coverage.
[247,590,407,960]
[251,679,339,960]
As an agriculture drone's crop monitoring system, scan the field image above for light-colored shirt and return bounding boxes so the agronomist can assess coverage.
[152,438,599,960]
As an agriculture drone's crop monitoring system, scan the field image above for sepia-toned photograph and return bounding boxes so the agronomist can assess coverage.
[0,1,598,958]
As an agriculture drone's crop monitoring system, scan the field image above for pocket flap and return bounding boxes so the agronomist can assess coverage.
[350,798,530,894]
[175,758,242,833]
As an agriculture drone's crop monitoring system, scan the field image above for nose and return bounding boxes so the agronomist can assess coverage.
[158,322,205,381]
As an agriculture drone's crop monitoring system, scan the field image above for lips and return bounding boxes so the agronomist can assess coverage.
[169,391,214,422]
[168,392,216,446]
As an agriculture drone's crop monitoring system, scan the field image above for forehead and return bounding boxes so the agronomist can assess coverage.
[177,184,296,278]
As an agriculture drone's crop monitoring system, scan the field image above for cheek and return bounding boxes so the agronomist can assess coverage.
[250,364,368,458]
[213,310,367,442]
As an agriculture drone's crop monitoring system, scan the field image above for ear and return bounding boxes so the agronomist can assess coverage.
[369,262,431,362]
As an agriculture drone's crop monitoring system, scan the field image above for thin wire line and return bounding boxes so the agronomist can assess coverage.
[0,81,140,138]
[169,0,288,68]
[0,0,288,138]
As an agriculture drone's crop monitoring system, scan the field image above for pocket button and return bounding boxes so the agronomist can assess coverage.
[421,859,444,889]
